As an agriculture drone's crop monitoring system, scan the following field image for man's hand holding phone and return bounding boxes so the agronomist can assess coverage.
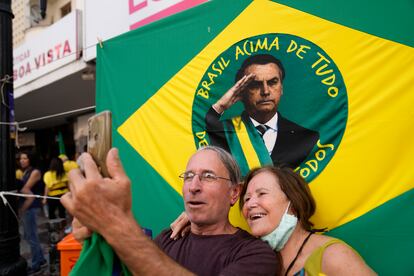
[86,111,112,177]
[62,148,134,236]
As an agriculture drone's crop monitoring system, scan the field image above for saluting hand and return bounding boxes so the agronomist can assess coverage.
[213,73,255,114]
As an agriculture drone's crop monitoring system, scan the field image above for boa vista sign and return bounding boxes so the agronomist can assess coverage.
[13,10,81,88]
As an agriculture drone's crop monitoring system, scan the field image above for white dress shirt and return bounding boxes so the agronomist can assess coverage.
[250,113,278,154]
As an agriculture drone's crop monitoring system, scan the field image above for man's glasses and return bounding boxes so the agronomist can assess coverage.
[179,171,231,183]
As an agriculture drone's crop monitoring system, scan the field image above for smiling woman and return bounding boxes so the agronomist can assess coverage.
[239,167,376,276]
[240,167,317,235]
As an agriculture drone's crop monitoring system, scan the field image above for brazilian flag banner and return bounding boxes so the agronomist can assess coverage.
[71,1,414,275]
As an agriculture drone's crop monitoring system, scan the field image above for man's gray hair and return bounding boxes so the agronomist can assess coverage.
[198,146,241,185]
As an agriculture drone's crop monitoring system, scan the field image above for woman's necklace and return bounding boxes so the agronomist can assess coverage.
[284,231,313,276]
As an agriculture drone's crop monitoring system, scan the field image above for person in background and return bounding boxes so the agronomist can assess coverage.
[16,154,24,182]
[42,157,69,219]
[16,153,24,187]
[19,151,47,275]
[58,154,78,173]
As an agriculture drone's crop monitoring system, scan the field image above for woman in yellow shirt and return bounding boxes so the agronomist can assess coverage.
[43,157,69,219]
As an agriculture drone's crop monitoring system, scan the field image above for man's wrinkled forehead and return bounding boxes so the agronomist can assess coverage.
[187,150,233,181]
[186,149,220,170]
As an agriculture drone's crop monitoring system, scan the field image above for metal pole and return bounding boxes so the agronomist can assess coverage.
[0,0,27,274]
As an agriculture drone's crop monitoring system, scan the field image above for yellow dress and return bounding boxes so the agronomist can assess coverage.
[294,239,357,276]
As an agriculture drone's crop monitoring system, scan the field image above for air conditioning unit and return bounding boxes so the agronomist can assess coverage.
[29,0,48,26]
[29,4,42,26]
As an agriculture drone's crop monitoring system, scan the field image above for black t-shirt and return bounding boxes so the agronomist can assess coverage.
[155,228,281,276]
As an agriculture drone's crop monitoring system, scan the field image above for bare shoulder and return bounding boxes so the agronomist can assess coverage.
[321,238,377,276]
[23,169,41,188]
[310,234,331,244]
[31,169,41,177]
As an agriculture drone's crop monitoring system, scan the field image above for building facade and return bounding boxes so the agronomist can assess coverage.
[12,0,206,167]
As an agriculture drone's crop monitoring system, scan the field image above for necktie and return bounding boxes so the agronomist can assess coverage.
[256,124,269,137]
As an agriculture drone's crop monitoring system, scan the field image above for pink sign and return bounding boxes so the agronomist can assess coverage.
[128,0,208,30]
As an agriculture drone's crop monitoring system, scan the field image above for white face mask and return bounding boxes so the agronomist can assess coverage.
[261,202,298,251]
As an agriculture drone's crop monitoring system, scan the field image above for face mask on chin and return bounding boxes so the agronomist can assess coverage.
[261,201,298,251]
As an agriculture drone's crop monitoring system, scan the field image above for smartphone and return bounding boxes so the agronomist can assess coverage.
[87,110,112,177]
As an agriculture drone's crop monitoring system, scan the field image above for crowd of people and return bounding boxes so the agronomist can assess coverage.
[15,151,77,275]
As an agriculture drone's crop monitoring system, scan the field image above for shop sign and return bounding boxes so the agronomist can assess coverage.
[13,10,81,88]
[84,0,207,61]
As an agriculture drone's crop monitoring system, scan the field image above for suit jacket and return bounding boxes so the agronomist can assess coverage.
[205,107,319,169]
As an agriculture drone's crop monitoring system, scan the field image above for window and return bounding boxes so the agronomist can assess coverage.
[61,2,71,18]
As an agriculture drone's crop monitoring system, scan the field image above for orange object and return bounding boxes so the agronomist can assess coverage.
[57,233,82,276]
